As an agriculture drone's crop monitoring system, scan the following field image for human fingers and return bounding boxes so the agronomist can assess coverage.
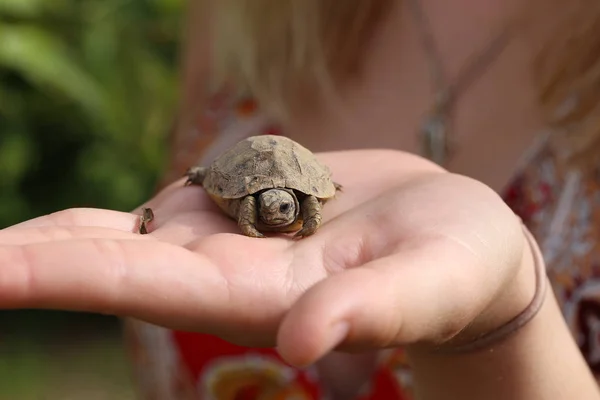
[1,207,235,249]
[6,208,140,232]
[4,183,217,241]
[147,210,240,246]
[276,175,525,366]
[0,234,294,344]
[0,239,228,327]
[0,226,154,245]
[277,243,490,366]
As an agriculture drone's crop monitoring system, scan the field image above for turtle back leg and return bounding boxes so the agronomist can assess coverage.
[294,195,322,238]
[138,207,155,234]
[238,195,266,238]
[184,166,207,186]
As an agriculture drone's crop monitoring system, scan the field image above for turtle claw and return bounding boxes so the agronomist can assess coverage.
[293,223,318,239]
[239,223,266,238]
[238,195,266,238]
[183,169,193,186]
[293,230,312,240]
[293,195,321,239]
[292,230,306,240]
[138,207,154,234]
[184,166,206,187]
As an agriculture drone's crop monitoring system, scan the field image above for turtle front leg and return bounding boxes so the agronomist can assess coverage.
[238,196,266,238]
[184,166,207,186]
[294,195,322,239]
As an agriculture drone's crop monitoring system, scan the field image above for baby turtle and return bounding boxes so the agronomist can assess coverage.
[184,135,341,238]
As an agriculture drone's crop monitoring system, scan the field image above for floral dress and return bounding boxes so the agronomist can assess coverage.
[124,91,600,400]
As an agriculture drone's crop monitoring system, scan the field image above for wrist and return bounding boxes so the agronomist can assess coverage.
[401,230,599,399]
[414,222,546,354]
[460,224,542,348]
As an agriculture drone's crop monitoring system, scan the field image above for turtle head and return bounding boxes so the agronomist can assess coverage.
[257,189,298,227]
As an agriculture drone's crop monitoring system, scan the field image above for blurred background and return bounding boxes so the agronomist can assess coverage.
[0,0,184,398]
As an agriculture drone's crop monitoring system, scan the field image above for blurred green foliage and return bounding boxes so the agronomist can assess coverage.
[0,2,186,394]
[0,0,184,228]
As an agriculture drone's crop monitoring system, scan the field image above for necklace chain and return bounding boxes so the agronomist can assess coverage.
[408,0,511,165]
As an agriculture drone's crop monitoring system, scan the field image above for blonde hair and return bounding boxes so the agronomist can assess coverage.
[209,0,392,118]
[208,0,600,167]
[533,1,600,167]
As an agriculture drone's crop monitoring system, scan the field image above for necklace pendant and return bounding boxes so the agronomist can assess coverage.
[419,112,449,166]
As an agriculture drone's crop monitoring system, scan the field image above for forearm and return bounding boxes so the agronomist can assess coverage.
[407,277,599,399]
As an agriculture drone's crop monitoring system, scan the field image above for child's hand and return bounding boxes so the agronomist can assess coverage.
[0,150,537,367]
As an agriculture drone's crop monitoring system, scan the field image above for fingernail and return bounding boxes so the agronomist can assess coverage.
[322,321,350,354]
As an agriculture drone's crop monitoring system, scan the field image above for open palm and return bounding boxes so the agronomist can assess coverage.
[0,149,531,366]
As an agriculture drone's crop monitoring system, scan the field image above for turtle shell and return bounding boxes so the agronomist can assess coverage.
[202,135,336,199]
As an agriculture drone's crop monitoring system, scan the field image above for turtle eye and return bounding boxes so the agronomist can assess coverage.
[279,203,290,213]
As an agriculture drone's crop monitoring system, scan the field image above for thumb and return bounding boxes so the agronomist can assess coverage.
[276,239,516,367]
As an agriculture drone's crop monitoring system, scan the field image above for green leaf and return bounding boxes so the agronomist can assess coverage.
[0,0,70,19]
[0,23,107,117]
[0,0,45,18]
[0,131,33,184]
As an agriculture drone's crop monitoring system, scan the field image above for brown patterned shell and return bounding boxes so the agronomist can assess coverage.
[202,135,337,200]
